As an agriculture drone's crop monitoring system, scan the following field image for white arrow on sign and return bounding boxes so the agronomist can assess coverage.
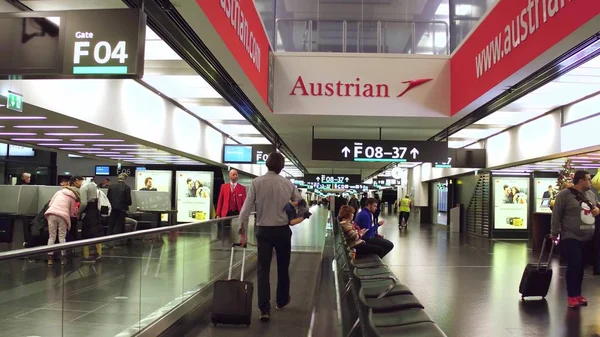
[341,146,351,158]
[345,177,349,182]
[316,177,320,182]
[410,148,419,159]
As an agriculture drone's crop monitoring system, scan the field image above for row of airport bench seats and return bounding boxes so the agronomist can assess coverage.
[333,218,447,337]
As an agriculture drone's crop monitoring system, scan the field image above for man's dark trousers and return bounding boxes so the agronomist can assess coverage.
[109,209,127,235]
[256,225,292,312]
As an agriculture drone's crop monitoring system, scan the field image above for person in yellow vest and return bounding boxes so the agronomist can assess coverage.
[398,195,412,229]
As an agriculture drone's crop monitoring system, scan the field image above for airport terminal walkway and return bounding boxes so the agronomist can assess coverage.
[375,212,600,337]
[174,207,329,337]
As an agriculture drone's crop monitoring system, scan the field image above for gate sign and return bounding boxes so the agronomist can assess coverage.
[304,173,362,185]
[312,139,448,163]
[64,9,146,76]
[223,144,276,164]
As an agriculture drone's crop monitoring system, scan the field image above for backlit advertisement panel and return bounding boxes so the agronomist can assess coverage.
[494,177,529,230]
[176,171,214,223]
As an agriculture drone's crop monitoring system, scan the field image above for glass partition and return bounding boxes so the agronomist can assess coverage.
[0,216,256,337]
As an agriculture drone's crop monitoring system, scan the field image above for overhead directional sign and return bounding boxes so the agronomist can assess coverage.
[312,139,448,163]
[223,144,277,164]
[6,91,23,112]
[304,173,362,185]
[434,148,486,168]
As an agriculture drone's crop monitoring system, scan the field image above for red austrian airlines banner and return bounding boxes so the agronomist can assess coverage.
[195,0,270,109]
[451,0,600,115]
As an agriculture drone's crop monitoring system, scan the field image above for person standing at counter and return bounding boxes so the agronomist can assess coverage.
[107,173,132,236]
[216,169,247,221]
[17,172,31,185]
[45,186,80,265]
[551,170,600,308]
[79,179,103,262]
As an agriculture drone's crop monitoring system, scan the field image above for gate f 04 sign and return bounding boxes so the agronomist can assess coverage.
[63,8,146,77]
[73,32,129,73]
[312,139,448,163]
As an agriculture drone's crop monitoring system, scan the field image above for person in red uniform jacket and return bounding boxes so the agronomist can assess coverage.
[217,169,247,224]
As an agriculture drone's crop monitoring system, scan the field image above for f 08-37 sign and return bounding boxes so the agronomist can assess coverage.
[312,139,448,163]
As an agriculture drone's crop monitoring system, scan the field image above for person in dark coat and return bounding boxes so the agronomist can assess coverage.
[107,173,132,236]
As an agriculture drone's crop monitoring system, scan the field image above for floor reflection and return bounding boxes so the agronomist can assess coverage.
[376,211,600,337]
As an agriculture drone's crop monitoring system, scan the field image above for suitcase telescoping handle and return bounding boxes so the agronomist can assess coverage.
[537,234,556,269]
[228,243,247,281]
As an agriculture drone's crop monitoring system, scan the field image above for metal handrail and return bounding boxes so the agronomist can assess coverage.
[0,215,240,262]
[274,18,449,54]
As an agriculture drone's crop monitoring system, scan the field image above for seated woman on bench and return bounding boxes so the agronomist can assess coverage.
[338,205,386,258]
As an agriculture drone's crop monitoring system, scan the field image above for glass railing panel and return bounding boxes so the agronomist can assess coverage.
[137,229,185,335]
[381,21,413,54]
[275,19,313,52]
[0,216,260,337]
[414,21,449,55]
[64,236,144,337]
[274,18,449,55]
[182,219,223,297]
[358,21,379,54]
[313,20,345,53]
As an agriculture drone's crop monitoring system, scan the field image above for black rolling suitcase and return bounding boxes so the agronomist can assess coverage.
[519,235,556,299]
[212,243,253,327]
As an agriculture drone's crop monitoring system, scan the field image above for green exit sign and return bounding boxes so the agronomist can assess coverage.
[7,91,23,112]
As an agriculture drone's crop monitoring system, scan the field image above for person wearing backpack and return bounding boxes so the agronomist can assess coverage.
[79,179,104,262]
[551,170,600,308]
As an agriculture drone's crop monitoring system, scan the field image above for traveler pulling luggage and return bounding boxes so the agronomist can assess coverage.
[519,234,556,299]
[212,243,253,327]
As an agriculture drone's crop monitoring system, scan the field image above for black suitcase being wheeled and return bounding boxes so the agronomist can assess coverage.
[212,243,253,327]
[519,234,556,300]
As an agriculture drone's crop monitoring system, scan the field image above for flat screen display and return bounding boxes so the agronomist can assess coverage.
[223,145,252,163]
[9,144,34,156]
[0,16,62,75]
[95,165,110,176]
[0,144,34,156]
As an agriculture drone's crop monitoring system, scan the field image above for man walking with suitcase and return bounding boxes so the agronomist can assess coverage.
[551,170,600,308]
[238,152,302,322]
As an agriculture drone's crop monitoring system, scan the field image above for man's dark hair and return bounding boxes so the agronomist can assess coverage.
[366,198,378,206]
[503,185,509,190]
[266,152,285,174]
[186,178,192,183]
[69,175,83,185]
[573,170,590,185]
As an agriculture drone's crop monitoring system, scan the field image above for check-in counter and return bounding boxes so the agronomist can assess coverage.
[0,185,54,250]
[130,191,177,228]
[99,189,176,230]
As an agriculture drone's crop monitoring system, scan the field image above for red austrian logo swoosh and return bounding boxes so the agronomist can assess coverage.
[396,78,433,97]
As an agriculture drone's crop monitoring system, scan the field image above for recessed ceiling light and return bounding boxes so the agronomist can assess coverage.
[45,133,103,136]
[79,151,120,155]
[95,144,138,147]
[96,155,135,158]
[12,138,61,142]
[0,132,37,136]
[72,139,124,142]
[61,147,103,151]
[68,154,84,158]
[39,143,84,146]
[0,116,46,120]
[15,125,78,129]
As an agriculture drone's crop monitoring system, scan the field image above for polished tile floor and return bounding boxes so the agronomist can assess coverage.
[377,211,600,337]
